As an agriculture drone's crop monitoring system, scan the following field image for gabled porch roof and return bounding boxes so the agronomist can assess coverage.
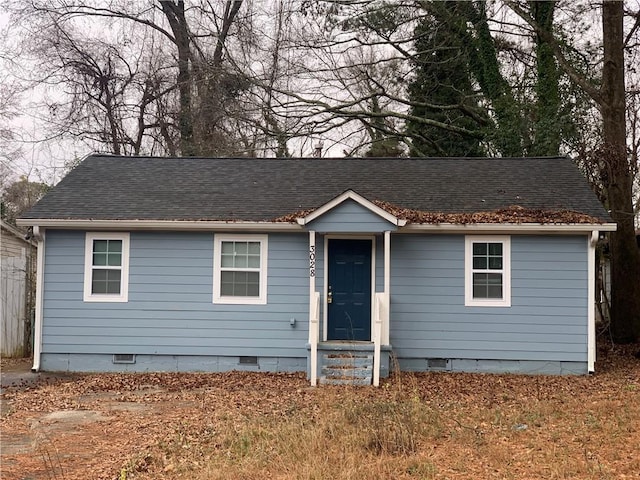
[295,190,407,228]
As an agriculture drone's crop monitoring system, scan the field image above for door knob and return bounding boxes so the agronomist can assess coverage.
[327,287,333,304]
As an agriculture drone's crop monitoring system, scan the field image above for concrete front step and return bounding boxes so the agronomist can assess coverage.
[320,376,372,386]
[323,354,373,368]
[322,366,372,378]
[320,352,374,385]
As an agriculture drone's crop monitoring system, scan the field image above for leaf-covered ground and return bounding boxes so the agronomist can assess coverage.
[1,343,638,480]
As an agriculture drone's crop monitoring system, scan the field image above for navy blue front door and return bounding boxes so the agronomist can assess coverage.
[327,239,372,341]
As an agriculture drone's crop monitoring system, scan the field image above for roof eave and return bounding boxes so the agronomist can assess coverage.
[16,219,616,234]
[15,218,303,231]
[399,222,617,233]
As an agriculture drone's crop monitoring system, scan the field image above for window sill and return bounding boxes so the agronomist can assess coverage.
[213,296,267,305]
[465,299,511,308]
[84,295,128,303]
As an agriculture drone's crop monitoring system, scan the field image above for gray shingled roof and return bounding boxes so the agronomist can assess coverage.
[21,155,610,222]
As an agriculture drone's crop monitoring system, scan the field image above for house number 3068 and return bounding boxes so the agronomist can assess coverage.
[309,245,316,277]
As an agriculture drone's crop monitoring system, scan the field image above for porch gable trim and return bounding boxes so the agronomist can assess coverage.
[297,190,406,227]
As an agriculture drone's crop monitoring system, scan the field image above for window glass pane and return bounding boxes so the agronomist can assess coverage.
[234,255,248,268]
[107,253,122,267]
[473,273,503,299]
[108,240,122,253]
[246,282,260,297]
[220,253,233,268]
[220,271,235,296]
[245,272,259,295]
[488,256,502,269]
[487,273,502,285]
[473,257,487,269]
[473,243,487,255]
[93,240,122,267]
[473,283,488,298]
[247,254,260,268]
[220,271,236,296]
[221,242,234,254]
[248,242,260,254]
[92,269,121,295]
[93,253,108,266]
[488,243,502,255]
[93,269,107,282]
[220,270,260,297]
[487,285,503,298]
[93,240,108,253]
[235,242,248,254]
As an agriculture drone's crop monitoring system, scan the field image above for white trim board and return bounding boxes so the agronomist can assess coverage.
[17,218,304,231]
[18,217,615,235]
[83,232,130,303]
[464,235,511,308]
[213,234,269,305]
[401,223,616,233]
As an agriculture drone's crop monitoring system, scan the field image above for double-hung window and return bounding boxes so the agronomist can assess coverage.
[84,232,130,302]
[213,234,268,304]
[465,235,510,307]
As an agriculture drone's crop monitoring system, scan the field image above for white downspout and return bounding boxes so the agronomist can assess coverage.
[384,230,391,344]
[588,231,598,373]
[31,226,45,372]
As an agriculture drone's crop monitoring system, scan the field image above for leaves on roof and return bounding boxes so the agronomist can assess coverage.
[372,201,604,224]
[273,208,317,223]
[274,203,604,224]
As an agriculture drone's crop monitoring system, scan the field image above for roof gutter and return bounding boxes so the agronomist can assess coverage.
[399,222,617,234]
[16,219,617,234]
[16,219,305,231]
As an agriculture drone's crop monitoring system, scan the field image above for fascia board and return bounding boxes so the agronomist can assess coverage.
[16,218,304,231]
[399,223,617,234]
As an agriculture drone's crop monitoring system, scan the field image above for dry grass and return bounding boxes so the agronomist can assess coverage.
[1,343,639,480]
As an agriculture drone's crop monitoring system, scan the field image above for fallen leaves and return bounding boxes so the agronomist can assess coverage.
[0,344,638,480]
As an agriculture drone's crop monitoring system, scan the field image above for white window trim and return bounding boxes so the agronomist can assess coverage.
[83,232,130,303]
[213,234,268,305]
[465,235,511,307]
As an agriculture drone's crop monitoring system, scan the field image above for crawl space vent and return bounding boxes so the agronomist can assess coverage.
[239,356,258,365]
[427,358,448,369]
[113,354,136,364]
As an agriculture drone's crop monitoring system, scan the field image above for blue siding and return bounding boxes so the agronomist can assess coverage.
[390,235,588,363]
[42,230,310,358]
[41,229,590,374]
[307,199,397,233]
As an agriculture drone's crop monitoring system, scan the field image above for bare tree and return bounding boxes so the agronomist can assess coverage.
[7,0,262,157]
[508,0,640,342]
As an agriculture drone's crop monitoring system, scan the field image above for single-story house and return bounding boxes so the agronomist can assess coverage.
[17,155,615,385]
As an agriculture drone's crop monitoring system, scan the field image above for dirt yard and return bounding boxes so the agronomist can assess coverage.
[1,344,639,480]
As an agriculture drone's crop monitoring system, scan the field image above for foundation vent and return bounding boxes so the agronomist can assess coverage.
[113,354,136,364]
[239,356,258,365]
[427,358,449,370]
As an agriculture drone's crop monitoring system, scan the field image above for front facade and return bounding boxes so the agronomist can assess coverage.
[19,155,615,383]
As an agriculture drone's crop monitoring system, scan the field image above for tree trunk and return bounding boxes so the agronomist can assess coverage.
[161,1,194,156]
[531,0,560,156]
[601,0,640,342]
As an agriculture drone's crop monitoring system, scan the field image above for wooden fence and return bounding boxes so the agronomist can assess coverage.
[1,255,28,357]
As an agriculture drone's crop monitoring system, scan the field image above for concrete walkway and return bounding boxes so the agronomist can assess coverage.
[0,358,68,394]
